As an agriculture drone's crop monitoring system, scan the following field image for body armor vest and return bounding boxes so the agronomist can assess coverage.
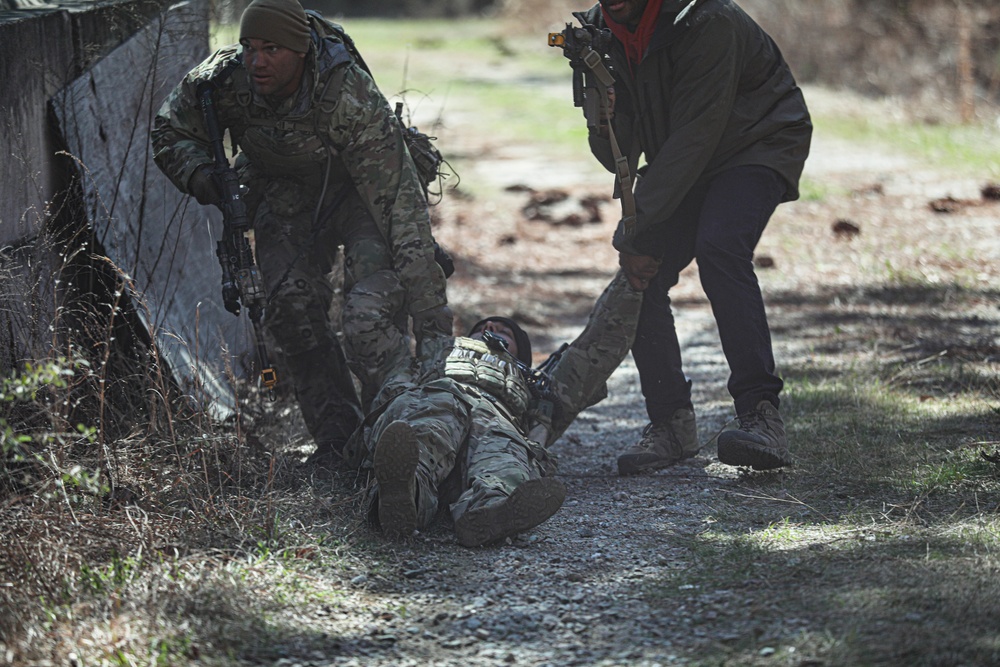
[445,337,530,418]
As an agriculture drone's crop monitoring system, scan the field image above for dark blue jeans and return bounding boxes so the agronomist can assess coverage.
[632,165,786,421]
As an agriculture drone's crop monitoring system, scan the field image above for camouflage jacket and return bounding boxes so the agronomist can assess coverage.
[151,16,446,315]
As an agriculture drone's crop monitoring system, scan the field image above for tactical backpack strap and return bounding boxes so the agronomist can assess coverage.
[305,9,449,203]
[305,10,372,76]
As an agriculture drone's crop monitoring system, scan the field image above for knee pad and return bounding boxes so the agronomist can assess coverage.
[267,268,335,353]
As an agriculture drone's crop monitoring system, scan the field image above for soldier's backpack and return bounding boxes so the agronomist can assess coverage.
[306,10,450,203]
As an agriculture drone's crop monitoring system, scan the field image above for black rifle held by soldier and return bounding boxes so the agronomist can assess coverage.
[549,14,638,236]
[548,13,615,132]
[197,81,278,397]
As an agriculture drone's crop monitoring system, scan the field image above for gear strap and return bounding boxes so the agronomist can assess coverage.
[582,47,636,237]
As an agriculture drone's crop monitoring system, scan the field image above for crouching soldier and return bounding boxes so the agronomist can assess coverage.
[151,0,451,462]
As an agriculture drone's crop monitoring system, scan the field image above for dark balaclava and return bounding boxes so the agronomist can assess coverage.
[240,0,311,53]
[469,317,532,366]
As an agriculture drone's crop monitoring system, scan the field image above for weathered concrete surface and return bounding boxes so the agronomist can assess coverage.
[2,0,248,417]
[49,1,250,415]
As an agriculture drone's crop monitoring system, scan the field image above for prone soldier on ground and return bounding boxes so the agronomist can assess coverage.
[151,0,453,461]
[348,271,643,547]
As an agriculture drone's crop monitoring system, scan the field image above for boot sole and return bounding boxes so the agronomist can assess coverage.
[454,478,566,547]
[373,421,419,537]
[717,436,792,471]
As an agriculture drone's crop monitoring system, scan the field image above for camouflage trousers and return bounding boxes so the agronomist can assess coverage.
[366,378,556,527]
[253,177,414,451]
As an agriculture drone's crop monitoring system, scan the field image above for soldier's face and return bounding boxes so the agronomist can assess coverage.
[470,320,519,360]
[600,0,649,26]
[241,38,306,99]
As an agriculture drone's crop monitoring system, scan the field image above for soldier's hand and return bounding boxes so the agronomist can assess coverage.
[433,242,455,279]
[188,164,223,207]
[619,252,660,291]
[412,303,454,340]
[223,297,241,316]
[412,303,454,379]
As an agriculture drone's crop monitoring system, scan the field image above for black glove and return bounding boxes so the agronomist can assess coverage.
[188,164,223,207]
[434,242,455,279]
[222,284,241,316]
[412,303,454,340]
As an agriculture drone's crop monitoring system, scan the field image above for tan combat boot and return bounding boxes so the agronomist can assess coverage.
[717,400,792,470]
[617,407,700,475]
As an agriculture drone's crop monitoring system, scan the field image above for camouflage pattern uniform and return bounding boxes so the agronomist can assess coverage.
[151,15,449,451]
[362,270,642,533]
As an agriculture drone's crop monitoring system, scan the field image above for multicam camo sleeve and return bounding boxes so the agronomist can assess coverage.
[151,48,237,197]
[527,270,642,447]
[322,65,447,316]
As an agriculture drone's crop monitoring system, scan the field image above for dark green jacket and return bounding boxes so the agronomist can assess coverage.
[584,0,812,256]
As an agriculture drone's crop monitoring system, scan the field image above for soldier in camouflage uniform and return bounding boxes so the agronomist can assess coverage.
[358,271,642,547]
[151,0,451,459]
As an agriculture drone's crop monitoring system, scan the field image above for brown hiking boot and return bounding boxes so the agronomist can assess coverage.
[617,408,700,475]
[453,478,566,548]
[373,421,420,537]
[717,400,792,470]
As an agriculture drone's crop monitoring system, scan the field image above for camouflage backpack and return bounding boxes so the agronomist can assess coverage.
[306,10,449,203]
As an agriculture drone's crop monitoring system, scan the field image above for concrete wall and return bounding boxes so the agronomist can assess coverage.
[0,0,171,244]
[1,0,245,417]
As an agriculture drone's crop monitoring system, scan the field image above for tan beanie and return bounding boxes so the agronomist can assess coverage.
[240,0,311,53]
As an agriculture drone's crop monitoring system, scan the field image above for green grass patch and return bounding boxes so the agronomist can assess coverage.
[814,112,1000,177]
[641,329,1000,664]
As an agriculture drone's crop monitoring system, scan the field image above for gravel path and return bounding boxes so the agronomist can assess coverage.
[273,305,758,667]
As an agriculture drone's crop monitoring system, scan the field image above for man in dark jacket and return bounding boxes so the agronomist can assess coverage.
[575,0,812,473]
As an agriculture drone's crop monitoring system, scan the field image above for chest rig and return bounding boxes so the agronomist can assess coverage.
[219,29,354,190]
[445,337,530,418]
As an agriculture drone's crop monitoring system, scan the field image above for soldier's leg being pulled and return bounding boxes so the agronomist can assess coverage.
[370,387,471,536]
[337,191,412,406]
[451,404,565,547]
[254,193,361,457]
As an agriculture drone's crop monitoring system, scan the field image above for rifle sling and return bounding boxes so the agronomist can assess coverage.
[583,49,637,237]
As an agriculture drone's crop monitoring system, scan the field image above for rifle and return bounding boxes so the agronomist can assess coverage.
[481,330,551,395]
[548,14,637,237]
[547,13,615,132]
[196,81,278,397]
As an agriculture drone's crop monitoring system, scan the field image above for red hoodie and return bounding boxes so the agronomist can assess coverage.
[602,0,665,67]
